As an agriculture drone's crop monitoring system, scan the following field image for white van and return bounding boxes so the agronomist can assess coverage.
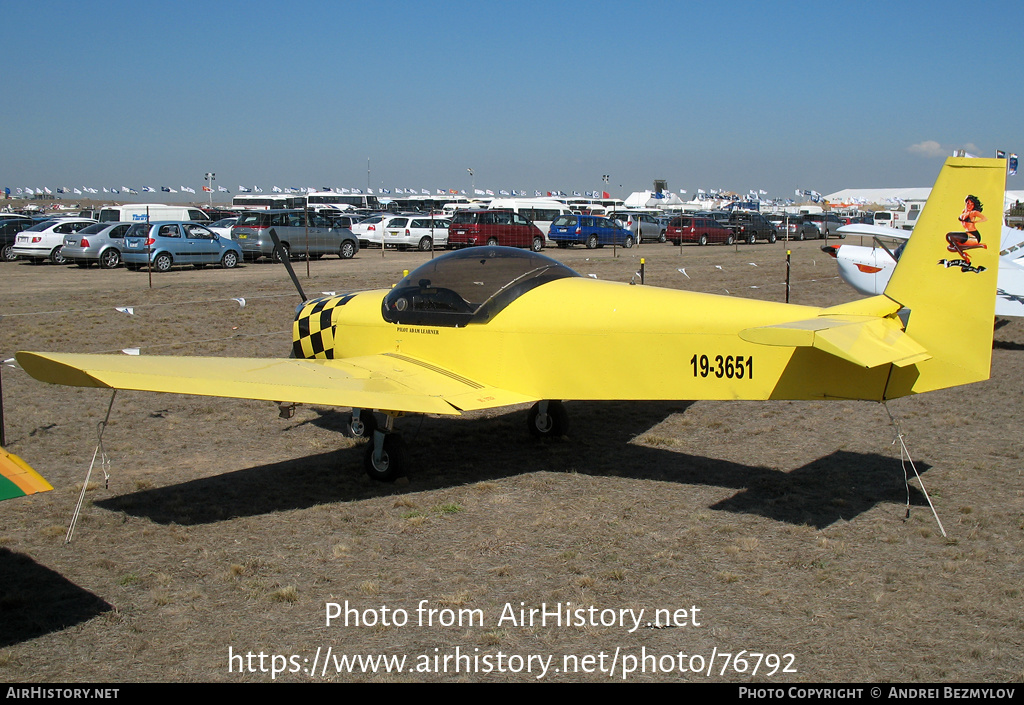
[486,198,572,244]
[98,203,210,223]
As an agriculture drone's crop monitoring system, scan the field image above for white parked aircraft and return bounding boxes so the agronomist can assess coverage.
[826,222,1024,317]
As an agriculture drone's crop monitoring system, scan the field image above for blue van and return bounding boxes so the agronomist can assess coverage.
[548,214,634,249]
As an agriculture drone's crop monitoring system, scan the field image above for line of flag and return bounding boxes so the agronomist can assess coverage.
[9,184,796,205]
[8,149,1020,203]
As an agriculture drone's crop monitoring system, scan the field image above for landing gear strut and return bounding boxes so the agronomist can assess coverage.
[348,409,378,438]
[356,402,568,482]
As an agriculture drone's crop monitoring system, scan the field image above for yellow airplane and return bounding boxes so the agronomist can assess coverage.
[16,157,1005,481]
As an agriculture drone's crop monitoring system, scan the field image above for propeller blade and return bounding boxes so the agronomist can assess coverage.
[269,227,307,302]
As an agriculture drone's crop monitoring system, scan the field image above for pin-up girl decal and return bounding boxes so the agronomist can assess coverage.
[945,195,987,263]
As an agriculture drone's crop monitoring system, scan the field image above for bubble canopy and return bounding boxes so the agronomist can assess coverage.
[381,247,581,327]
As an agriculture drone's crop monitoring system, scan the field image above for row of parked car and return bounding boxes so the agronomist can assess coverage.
[0,206,854,272]
[664,211,854,246]
[2,215,245,270]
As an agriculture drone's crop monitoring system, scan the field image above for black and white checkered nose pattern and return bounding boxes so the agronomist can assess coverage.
[292,294,355,359]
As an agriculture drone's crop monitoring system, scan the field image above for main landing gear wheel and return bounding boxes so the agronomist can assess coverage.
[527,400,569,439]
[364,431,405,482]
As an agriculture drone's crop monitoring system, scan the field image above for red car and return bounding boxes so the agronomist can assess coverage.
[447,210,545,251]
[666,216,735,245]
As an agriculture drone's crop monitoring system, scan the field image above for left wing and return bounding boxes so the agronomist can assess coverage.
[15,351,537,416]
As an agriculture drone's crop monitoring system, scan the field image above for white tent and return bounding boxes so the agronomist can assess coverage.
[623,190,686,208]
[826,188,1024,211]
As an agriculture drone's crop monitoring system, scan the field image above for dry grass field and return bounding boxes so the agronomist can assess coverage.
[1,239,1021,682]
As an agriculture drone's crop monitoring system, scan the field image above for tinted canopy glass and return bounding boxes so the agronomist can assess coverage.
[382,247,579,327]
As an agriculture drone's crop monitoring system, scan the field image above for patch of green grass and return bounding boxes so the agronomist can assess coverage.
[118,573,141,587]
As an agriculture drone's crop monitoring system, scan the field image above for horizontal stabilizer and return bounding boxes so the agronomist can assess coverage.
[15,351,536,416]
[739,315,930,369]
[836,223,911,241]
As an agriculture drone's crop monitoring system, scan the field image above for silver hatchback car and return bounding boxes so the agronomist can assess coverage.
[62,221,133,268]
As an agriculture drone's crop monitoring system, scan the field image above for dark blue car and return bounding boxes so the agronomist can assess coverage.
[548,214,634,249]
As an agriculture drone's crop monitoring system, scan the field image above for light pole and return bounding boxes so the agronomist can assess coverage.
[467,168,474,195]
[204,172,215,207]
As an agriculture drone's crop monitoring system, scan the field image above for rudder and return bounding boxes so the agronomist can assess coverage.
[883,156,1005,396]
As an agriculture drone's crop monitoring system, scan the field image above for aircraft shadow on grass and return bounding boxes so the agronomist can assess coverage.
[0,548,112,647]
[96,400,931,529]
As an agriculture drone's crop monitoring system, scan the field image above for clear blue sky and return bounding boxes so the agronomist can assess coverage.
[2,0,1020,201]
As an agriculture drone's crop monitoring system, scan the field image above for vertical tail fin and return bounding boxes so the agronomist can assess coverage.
[883,157,1006,397]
